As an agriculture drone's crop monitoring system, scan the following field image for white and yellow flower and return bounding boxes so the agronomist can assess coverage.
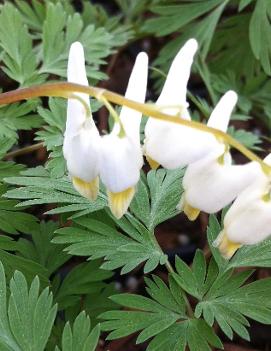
[181,91,261,220]
[63,41,101,201]
[144,38,220,170]
[215,155,271,258]
[64,42,148,218]
[99,52,148,218]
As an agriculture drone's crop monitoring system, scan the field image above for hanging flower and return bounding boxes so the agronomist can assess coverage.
[144,38,220,170]
[63,41,101,201]
[180,91,261,220]
[64,42,148,218]
[214,155,271,258]
[99,52,148,218]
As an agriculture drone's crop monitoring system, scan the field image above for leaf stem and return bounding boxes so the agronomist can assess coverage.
[0,82,269,174]
[4,142,44,159]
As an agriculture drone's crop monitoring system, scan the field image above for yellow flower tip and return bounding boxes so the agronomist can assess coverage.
[214,230,241,259]
[146,155,160,170]
[183,202,200,221]
[107,187,135,219]
[72,176,99,201]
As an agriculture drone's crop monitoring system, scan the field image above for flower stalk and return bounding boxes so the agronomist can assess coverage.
[0,82,269,173]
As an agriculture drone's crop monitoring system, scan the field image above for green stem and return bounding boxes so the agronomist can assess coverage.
[99,96,125,137]
[0,82,269,174]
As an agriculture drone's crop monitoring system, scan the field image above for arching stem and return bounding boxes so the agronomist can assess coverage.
[0,82,269,174]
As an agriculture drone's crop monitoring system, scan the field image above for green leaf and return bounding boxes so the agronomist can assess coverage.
[100,274,222,350]
[0,3,41,86]
[4,166,107,217]
[186,319,223,351]
[0,184,38,235]
[16,221,69,276]
[35,98,66,177]
[53,213,167,274]
[0,162,25,181]
[146,319,222,351]
[239,0,254,11]
[228,126,262,150]
[60,312,100,351]
[84,284,119,324]
[143,0,223,36]
[100,275,186,343]
[0,262,20,351]
[54,260,113,310]
[8,271,57,350]
[130,168,184,230]
[228,238,271,268]
[173,257,201,299]
[0,101,41,140]
[14,0,46,32]
[36,98,65,151]
[211,14,256,79]
[249,0,271,75]
[0,261,57,350]
[207,215,229,271]
[172,252,215,300]
[40,2,112,78]
[0,250,49,286]
[196,268,271,340]
[185,0,229,60]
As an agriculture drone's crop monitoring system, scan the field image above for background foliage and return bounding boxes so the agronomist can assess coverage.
[0,0,271,350]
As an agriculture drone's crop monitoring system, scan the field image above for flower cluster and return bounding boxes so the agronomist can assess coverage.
[63,42,148,219]
[63,40,271,259]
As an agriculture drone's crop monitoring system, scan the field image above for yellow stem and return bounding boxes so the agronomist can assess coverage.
[0,82,269,174]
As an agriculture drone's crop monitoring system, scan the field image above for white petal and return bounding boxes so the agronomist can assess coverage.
[207,91,238,132]
[156,38,198,117]
[144,39,222,169]
[264,153,271,164]
[113,52,148,144]
[183,151,261,213]
[65,42,92,137]
[64,125,101,182]
[225,193,271,245]
[145,123,218,169]
[99,135,143,193]
[68,42,89,86]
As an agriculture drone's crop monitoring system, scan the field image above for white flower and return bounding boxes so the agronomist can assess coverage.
[63,41,101,200]
[180,91,261,220]
[99,52,148,219]
[64,43,148,218]
[214,155,271,258]
[144,38,220,170]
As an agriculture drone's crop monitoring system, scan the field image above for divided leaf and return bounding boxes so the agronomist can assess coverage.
[100,275,222,351]
[130,168,184,230]
[53,213,167,274]
[0,261,57,351]
[100,275,186,343]
[195,270,271,340]
[0,3,41,85]
[54,260,113,310]
[58,312,100,351]
[4,166,107,217]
